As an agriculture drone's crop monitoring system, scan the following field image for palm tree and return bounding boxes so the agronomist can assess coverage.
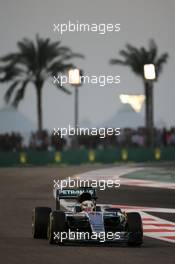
[110,39,168,146]
[0,35,83,132]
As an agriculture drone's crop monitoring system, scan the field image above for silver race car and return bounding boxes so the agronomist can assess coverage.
[32,187,143,246]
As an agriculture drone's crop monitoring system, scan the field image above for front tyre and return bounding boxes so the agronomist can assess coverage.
[127,212,143,246]
[32,207,51,239]
[48,210,66,245]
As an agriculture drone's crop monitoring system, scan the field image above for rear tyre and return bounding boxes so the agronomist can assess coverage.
[48,210,66,245]
[127,212,143,246]
[32,207,52,239]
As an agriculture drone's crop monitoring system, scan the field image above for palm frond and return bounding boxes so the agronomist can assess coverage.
[148,39,158,62]
[109,39,168,79]
[0,65,22,82]
[12,80,28,107]
[156,53,169,74]
[126,44,139,54]
[5,80,19,103]
[119,50,130,58]
[110,59,127,65]
[48,62,74,75]
[55,83,71,95]
[0,34,83,113]
[0,53,19,62]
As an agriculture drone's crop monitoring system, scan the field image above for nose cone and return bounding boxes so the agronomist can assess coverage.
[88,212,105,235]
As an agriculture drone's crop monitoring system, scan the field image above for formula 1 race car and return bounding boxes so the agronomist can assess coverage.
[32,187,143,246]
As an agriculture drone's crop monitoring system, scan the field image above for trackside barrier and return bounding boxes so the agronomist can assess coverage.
[154,148,161,160]
[19,152,27,164]
[55,152,62,163]
[0,147,174,167]
[88,150,95,162]
[121,149,128,161]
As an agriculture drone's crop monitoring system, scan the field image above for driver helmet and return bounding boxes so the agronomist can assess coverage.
[81,200,95,212]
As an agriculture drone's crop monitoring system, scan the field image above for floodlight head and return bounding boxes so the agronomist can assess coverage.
[144,64,156,80]
[68,68,81,85]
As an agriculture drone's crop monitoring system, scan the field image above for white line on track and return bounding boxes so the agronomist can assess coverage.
[72,165,175,190]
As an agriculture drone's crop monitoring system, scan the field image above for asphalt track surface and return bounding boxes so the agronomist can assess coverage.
[0,165,175,264]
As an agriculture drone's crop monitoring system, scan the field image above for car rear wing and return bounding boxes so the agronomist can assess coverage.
[53,187,97,210]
